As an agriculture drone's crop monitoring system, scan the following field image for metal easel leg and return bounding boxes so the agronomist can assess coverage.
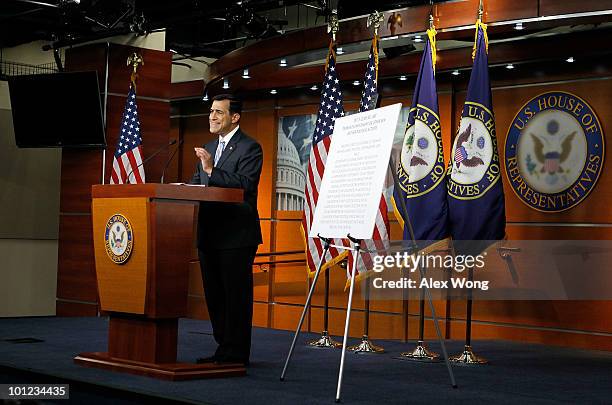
[280,238,332,381]
[335,238,360,403]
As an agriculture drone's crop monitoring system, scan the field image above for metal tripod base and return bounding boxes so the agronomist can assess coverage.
[308,331,342,348]
[347,335,384,353]
[399,341,440,362]
[449,345,488,365]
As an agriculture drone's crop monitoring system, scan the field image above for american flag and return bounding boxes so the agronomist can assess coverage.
[110,85,145,184]
[349,35,390,276]
[302,43,348,275]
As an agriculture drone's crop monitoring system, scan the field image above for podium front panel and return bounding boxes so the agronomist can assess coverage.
[92,197,149,314]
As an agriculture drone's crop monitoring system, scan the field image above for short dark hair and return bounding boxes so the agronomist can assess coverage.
[212,93,243,115]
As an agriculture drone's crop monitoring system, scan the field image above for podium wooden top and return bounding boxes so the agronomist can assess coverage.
[91,183,243,203]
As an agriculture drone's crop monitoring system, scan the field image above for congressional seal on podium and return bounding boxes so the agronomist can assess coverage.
[505,91,605,212]
[104,214,134,264]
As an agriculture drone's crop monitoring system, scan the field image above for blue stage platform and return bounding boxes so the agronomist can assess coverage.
[0,317,610,404]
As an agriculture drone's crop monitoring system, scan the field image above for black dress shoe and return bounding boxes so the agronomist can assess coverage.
[196,355,218,364]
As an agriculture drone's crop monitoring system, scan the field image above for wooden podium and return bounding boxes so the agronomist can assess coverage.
[74,184,247,380]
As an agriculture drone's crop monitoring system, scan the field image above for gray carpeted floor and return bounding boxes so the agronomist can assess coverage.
[0,317,610,404]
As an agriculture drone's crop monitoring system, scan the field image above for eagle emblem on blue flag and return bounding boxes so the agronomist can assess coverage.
[397,105,446,196]
[505,91,605,212]
[104,214,134,264]
[448,102,500,199]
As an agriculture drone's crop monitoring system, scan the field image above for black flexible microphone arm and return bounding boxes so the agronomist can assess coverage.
[124,139,177,183]
[160,139,184,184]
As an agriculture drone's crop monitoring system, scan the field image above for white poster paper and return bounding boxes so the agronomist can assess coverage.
[309,103,402,239]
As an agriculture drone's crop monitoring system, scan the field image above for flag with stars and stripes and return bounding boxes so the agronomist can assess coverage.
[348,35,391,278]
[110,84,145,184]
[302,42,348,276]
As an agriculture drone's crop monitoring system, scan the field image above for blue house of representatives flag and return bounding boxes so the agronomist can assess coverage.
[447,19,505,246]
[393,27,448,242]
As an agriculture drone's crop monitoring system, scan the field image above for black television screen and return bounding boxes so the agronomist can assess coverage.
[8,71,106,148]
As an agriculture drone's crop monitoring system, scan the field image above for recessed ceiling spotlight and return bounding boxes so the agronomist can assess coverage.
[337,47,344,55]
[413,35,423,43]
[270,89,278,94]
[399,75,407,81]
[279,58,287,67]
[222,78,230,89]
[242,68,250,79]
[452,70,460,76]
[352,80,360,86]
[514,22,524,30]
[310,84,318,90]
[202,92,208,101]
[506,63,515,70]
[566,56,575,63]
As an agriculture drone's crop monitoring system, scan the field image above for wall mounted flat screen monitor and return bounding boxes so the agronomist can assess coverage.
[8,71,106,148]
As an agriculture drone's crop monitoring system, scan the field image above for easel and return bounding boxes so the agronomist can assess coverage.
[280,157,458,402]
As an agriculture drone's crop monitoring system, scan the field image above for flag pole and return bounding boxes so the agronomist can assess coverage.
[308,9,342,350]
[347,10,386,355]
[449,0,489,365]
[396,12,443,364]
[388,161,457,387]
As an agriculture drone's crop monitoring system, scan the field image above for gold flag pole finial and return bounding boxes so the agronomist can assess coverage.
[429,14,434,30]
[127,52,144,86]
[478,0,484,20]
[367,11,384,36]
[327,9,339,42]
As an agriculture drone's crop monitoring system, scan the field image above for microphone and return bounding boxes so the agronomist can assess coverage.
[125,139,177,183]
[160,139,184,183]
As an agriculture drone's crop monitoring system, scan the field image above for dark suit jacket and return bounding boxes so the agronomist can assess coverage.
[190,129,263,250]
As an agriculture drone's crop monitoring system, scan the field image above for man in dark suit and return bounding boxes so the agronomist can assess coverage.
[190,94,263,366]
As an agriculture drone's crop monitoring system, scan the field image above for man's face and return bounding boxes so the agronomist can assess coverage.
[209,99,239,135]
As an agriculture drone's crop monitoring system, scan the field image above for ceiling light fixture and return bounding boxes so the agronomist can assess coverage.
[242,68,250,79]
[270,89,278,94]
[413,35,423,43]
[566,56,575,63]
[310,84,318,90]
[399,75,407,81]
[202,92,209,101]
[352,80,360,86]
[223,78,230,89]
[337,47,344,55]
[452,70,460,76]
[506,63,515,70]
[279,58,287,67]
[514,22,524,30]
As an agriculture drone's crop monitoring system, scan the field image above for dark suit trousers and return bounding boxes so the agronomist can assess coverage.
[198,246,256,362]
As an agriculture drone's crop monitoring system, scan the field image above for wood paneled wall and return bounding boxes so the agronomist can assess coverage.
[174,41,612,351]
[57,43,172,315]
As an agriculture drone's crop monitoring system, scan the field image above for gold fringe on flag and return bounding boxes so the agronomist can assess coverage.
[472,19,489,60]
[427,27,437,71]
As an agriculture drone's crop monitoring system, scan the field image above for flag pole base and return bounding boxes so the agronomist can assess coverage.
[449,345,488,365]
[398,341,440,362]
[347,335,384,354]
[308,331,342,348]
